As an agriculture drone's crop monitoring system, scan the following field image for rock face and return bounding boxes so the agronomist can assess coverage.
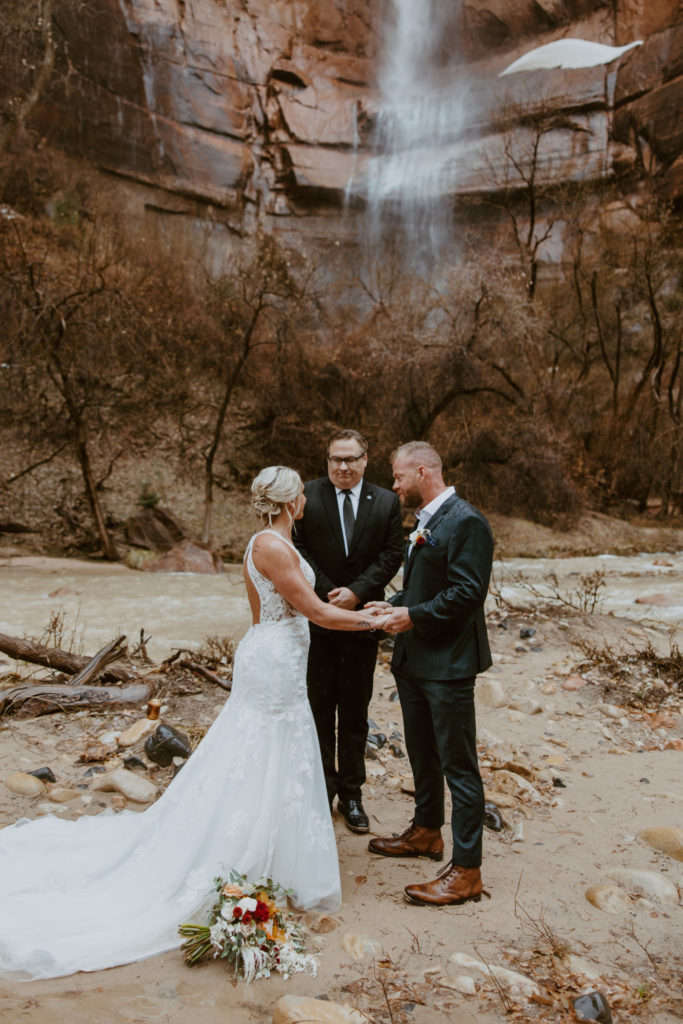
[26,1,683,258]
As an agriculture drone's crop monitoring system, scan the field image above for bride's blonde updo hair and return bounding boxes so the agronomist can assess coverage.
[251,466,303,525]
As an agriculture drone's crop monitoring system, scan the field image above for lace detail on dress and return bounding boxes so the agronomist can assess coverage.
[245,530,315,623]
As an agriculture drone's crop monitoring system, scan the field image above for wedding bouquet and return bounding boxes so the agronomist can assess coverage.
[178,872,317,982]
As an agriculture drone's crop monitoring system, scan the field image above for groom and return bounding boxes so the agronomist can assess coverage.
[367,441,494,906]
[294,429,404,833]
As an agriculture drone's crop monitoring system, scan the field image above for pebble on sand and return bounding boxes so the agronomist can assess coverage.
[117,718,158,747]
[448,952,540,999]
[585,884,632,914]
[47,787,82,803]
[476,678,507,708]
[341,933,383,960]
[4,771,45,797]
[273,995,366,1024]
[562,675,587,691]
[90,767,158,803]
[638,826,683,862]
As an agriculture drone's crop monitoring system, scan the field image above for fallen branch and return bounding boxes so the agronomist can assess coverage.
[182,660,232,693]
[0,632,131,682]
[68,636,128,687]
[0,681,152,718]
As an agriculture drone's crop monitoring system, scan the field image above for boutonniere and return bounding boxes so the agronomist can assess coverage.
[409,527,434,547]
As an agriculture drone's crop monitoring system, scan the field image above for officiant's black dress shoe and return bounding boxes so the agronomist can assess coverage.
[337,799,369,833]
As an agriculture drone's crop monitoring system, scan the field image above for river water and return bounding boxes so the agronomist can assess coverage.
[1,550,681,666]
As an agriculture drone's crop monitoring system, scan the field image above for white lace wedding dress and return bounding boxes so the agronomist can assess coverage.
[0,531,340,980]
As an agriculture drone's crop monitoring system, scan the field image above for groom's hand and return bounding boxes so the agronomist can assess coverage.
[380,607,413,634]
[328,586,359,609]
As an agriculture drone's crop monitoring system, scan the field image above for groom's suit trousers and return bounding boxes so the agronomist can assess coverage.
[393,668,484,867]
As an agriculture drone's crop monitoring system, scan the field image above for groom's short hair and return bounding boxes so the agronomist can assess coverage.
[327,429,368,455]
[391,441,442,470]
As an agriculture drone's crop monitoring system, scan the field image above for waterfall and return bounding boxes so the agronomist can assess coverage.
[356,0,468,263]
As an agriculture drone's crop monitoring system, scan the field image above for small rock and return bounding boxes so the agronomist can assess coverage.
[483,788,517,809]
[638,826,683,862]
[484,802,504,832]
[490,769,538,799]
[364,744,379,760]
[5,772,45,797]
[599,704,623,719]
[439,975,477,994]
[388,689,399,703]
[111,793,128,811]
[91,767,158,803]
[341,933,383,960]
[664,738,683,750]
[511,822,524,842]
[448,953,540,998]
[604,867,678,904]
[367,732,387,749]
[144,724,191,767]
[653,557,674,567]
[28,766,56,783]
[552,777,567,788]
[400,778,415,795]
[562,675,587,691]
[123,756,148,771]
[507,697,543,715]
[273,995,366,1024]
[539,681,557,695]
[520,627,535,639]
[305,913,340,934]
[564,955,605,981]
[585,884,631,914]
[476,678,507,708]
[80,743,115,763]
[388,743,405,758]
[47,787,81,803]
[477,728,503,748]
[573,991,612,1023]
[118,718,158,747]
[83,765,106,777]
[634,593,676,607]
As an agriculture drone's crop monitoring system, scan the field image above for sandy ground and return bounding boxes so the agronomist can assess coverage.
[0,545,682,1024]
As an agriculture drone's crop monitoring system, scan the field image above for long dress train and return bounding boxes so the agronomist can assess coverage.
[0,531,340,979]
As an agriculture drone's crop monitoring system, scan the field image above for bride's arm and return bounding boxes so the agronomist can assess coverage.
[251,535,383,631]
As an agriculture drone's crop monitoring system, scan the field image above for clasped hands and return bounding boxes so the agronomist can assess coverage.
[363,601,413,635]
[326,587,412,634]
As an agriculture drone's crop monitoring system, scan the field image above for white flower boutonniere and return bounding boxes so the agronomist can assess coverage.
[409,527,434,548]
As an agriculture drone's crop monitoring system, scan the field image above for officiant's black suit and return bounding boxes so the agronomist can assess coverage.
[294,477,403,807]
[391,493,493,867]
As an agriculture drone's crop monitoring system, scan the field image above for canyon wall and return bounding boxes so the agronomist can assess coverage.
[26,0,683,262]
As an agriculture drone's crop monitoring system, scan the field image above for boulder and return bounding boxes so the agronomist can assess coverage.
[144,539,224,574]
[124,506,186,551]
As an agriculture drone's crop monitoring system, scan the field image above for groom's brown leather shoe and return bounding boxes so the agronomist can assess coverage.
[368,820,444,861]
[404,863,483,906]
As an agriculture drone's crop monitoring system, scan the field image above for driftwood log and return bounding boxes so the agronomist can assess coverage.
[0,632,131,682]
[182,660,232,693]
[0,682,152,718]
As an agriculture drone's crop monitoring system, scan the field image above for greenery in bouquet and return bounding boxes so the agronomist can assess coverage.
[179,872,317,982]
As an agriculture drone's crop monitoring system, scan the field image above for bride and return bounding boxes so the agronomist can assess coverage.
[0,466,388,980]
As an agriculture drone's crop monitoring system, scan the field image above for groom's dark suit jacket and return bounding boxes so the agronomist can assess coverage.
[294,477,404,632]
[391,493,493,680]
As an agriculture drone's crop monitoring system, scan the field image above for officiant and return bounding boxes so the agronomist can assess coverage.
[294,429,403,833]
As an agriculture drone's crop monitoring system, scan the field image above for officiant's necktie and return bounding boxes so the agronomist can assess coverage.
[342,489,355,553]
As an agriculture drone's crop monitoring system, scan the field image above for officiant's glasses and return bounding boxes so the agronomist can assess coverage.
[328,454,365,467]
